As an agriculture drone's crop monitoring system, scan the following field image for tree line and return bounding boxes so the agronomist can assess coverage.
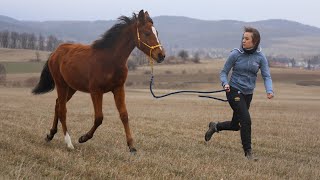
[0,30,63,51]
[267,55,320,70]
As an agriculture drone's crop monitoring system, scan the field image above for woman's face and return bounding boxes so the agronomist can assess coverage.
[242,32,254,49]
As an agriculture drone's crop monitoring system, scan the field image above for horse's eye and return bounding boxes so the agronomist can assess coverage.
[144,32,151,36]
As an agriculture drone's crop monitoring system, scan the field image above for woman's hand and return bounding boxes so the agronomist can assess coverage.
[267,93,274,99]
[224,84,230,92]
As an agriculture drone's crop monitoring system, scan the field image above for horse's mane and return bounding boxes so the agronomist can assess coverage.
[91,14,137,49]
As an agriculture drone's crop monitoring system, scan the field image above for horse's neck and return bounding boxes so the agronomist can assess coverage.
[110,28,136,65]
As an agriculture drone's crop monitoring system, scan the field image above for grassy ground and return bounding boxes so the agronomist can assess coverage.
[1,61,45,74]
[0,60,320,179]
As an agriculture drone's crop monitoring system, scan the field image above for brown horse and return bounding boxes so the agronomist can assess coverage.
[32,10,165,153]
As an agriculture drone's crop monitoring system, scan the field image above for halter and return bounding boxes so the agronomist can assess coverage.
[136,25,162,74]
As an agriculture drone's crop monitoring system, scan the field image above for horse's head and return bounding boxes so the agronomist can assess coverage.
[135,10,166,63]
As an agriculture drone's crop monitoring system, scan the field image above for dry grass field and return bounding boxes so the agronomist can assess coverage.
[0,48,51,62]
[1,59,320,179]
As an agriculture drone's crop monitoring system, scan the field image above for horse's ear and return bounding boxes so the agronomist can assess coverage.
[138,9,146,24]
[145,11,150,18]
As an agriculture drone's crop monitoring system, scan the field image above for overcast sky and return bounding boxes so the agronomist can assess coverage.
[1,0,319,28]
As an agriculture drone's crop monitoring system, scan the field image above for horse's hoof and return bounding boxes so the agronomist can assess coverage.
[129,147,137,155]
[78,134,90,143]
[45,134,53,142]
[67,144,75,150]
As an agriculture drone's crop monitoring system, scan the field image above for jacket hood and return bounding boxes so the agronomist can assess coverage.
[233,46,262,54]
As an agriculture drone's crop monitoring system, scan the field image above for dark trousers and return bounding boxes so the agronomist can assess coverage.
[216,87,253,151]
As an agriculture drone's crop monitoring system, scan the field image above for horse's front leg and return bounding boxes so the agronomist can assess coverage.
[79,92,103,143]
[113,86,136,153]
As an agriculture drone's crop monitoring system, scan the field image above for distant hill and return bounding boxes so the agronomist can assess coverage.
[1,15,320,57]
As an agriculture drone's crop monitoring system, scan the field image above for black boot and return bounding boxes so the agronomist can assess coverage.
[205,122,218,141]
[244,149,258,161]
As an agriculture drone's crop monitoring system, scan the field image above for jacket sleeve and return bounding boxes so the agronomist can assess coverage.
[260,54,273,93]
[220,51,236,87]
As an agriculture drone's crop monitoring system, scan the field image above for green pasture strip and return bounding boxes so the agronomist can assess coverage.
[0,61,45,74]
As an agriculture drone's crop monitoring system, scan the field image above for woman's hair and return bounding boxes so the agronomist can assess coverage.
[244,26,260,47]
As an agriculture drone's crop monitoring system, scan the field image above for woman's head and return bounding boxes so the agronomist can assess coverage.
[242,26,260,50]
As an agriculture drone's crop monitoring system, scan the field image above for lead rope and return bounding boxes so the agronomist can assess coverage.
[136,25,227,102]
[149,75,228,102]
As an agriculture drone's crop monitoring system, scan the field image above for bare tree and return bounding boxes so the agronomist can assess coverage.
[10,31,19,49]
[0,31,66,51]
[38,34,45,51]
[136,49,148,65]
[129,49,147,66]
[20,33,29,49]
[35,51,41,62]
[46,35,59,51]
[0,64,6,85]
[290,58,296,67]
[310,55,320,65]
[127,59,137,70]
[0,30,10,48]
[27,33,37,49]
[306,59,311,70]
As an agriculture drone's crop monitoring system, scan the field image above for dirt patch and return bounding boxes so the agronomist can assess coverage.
[296,80,320,86]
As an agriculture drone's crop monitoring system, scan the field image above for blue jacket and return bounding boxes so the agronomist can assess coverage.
[220,47,273,95]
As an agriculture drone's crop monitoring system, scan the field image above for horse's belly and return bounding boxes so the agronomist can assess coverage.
[60,65,90,92]
[64,77,90,92]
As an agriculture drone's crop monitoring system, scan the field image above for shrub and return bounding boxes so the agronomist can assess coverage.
[127,60,137,70]
[24,77,39,87]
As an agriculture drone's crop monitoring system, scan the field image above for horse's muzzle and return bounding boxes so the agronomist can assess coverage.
[157,53,165,63]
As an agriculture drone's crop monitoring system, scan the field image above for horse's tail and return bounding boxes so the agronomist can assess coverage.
[32,59,55,95]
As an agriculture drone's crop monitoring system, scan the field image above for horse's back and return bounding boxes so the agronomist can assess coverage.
[54,43,91,57]
[49,43,91,70]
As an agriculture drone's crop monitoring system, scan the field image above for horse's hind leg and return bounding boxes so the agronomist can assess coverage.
[113,86,136,153]
[45,98,60,142]
[79,92,103,143]
[46,88,76,142]
[55,86,76,149]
